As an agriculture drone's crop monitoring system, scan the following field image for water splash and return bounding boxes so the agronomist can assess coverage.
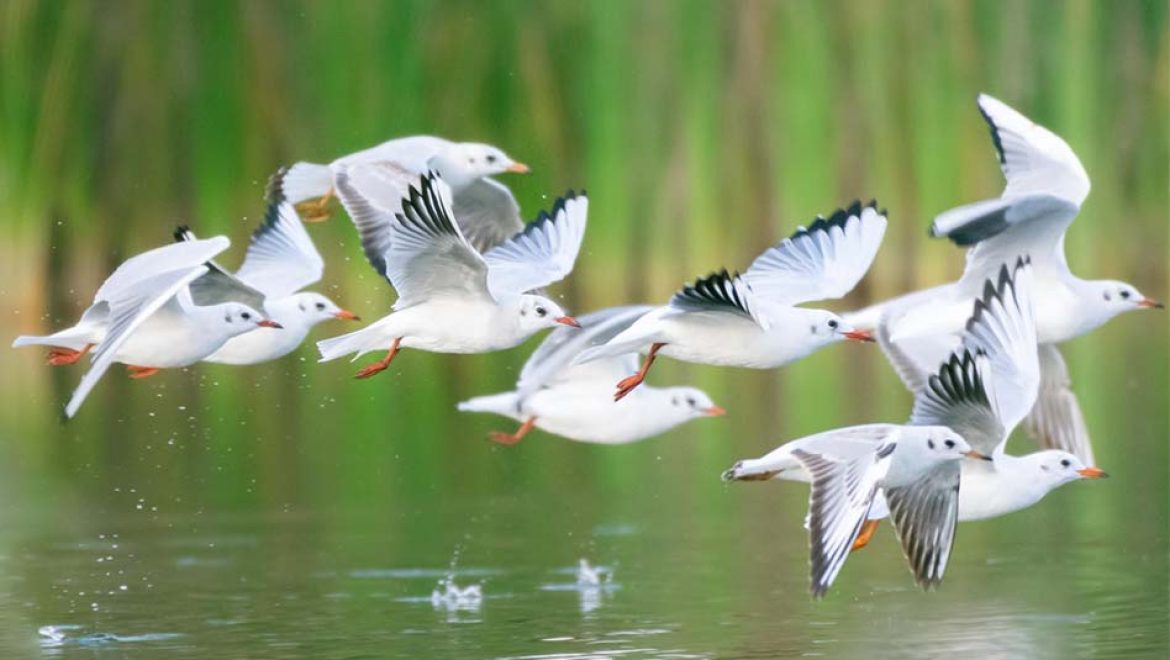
[430,575,483,611]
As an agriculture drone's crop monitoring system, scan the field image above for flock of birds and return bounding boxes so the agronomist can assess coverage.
[13,94,1161,597]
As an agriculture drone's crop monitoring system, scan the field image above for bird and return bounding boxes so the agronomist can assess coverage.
[12,237,278,417]
[575,201,886,401]
[845,94,1162,464]
[456,305,725,445]
[270,135,529,248]
[174,197,359,365]
[316,171,587,378]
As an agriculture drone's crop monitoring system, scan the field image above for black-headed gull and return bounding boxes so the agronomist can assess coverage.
[271,135,527,242]
[12,237,278,417]
[846,94,1162,463]
[576,202,886,400]
[175,198,359,365]
[316,172,585,378]
[457,305,724,445]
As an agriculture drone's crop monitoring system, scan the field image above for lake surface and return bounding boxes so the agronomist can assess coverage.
[0,322,1165,658]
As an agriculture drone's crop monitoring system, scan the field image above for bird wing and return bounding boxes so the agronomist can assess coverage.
[517,305,652,397]
[910,350,1005,458]
[883,460,961,591]
[792,441,895,598]
[667,270,766,329]
[94,236,230,305]
[333,161,418,284]
[171,227,267,311]
[65,266,209,418]
[744,201,887,306]
[482,191,588,300]
[383,172,491,309]
[1023,344,1095,464]
[234,198,325,298]
[453,177,525,253]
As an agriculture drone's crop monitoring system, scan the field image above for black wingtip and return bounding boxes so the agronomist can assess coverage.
[265,165,290,204]
[173,225,194,243]
[976,95,1007,165]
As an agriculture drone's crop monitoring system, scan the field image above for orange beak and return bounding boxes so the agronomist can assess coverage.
[555,316,581,328]
[506,162,530,174]
[334,309,361,321]
[965,450,993,461]
[703,406,727,417]
[1077,466,1109,479]
[1138,298,1164,309]
[843,329,875,343]
[257,319,283,329]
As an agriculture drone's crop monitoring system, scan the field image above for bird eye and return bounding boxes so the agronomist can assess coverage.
[686,397,696,406]
[671,397,679,406]
[536,307,547,318]
[486,155,497,164]
[1061,459,1071,467]
[945,439,955,449]
[1120,290,1131,299]
[241,312,251,321]
[1103,292,1112,301]
[828,320,839,330]
[316,302,326,311]
[927,439,935,450]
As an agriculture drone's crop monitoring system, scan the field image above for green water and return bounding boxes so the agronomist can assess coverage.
[1,1,1168,657]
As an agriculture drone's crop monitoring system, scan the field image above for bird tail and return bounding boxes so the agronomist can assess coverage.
[12,326,96,351]
[268,162,332,204]
[316,325,383,362]
[456,391,523,417]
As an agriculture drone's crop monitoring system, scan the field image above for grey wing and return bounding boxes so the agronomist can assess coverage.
[453,178,525,253]
[516,305,652,396]
[65,266,208,418]
[883,461,961,590]
[667,270,765,328]
[333,162,417,283]
[97,235,230,304]
[792,443,894,598]
[172,228,267,311]
[875,311,951,394]
[234,199,325,298]
[911,350,1004,457]
[482,191,588,300]
[1023,344,1094,464]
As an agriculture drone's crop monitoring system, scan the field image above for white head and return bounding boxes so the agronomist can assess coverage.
[427,142,529,189]
[889,425,983,483]
[1021,450,1108,488]
[516,295,579,333]
[1083,280,1163,329]
[660,386,725,420]
[800,309,875,346]
[212,303,282,338]
[273,292,360,328]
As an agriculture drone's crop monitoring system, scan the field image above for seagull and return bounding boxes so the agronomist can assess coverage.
[174,198,359,365]
[845,94,1162,464]
[12,237,278,417]
[316,171,586,378]
[457,305,725,445]
[575,202,886,400]
[270,135,528,245]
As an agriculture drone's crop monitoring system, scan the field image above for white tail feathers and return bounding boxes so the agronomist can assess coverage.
[456,391,522,416]
[316,326,382,362]
[275,162,333,204]
[12,328,96,351]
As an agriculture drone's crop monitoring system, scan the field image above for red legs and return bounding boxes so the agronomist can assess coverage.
[47,343,93,366]
[851,519,881,552]
[489,417,537,445]
[614,342,665,401]
[297,187,335,223]
[354,338,402,379]
[127,366,161,379]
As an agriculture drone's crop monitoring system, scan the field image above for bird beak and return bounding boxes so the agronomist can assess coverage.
[506,162,530,174]
[843,329,875,342]
[555,316,581,328]
[1138,298,1164,309]
[334,310,361,321]
[703,406,727,417]
[257,320,283,329]
[1077,466,1109,479]
[965,450,994,461]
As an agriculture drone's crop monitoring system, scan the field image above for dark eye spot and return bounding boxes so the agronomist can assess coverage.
[1103,292,1111,301]
[945,439,955,449]
[927,439,935,450]
[536,307,547,318]
[1061,459,1071,467]
[316,302,326,311]
[686,397,696,406]
[810,325,817,334]
[241,312,251,321]
[828,320,839,330]
[299,303,306,311]
[486,155,497,164]
[1120,290,1131,299]
[671,397,679,406]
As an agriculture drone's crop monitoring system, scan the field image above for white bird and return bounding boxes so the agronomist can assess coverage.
[271,135,529,250]
[316,171,586,378]
[12,237,278,417]
[576,202,886,400]
[457,305,725,445]
[846,94,1162,464]
[175,198,359,365]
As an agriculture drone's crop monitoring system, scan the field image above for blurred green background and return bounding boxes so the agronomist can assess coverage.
[0,1,1167,657]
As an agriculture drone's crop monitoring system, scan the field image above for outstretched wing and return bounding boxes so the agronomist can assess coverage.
[668,270,765,328]
[234,198,325,298]
[1024,344,1095,464]
[96,236,230,304]
[482,191,588,300]
[884,461,961,591]
[744,201,887,306]
[333,161,418,284]
[453,178,526,253]
[516,305,651,396]
[911,350,1004,458]
[66,266,208,418]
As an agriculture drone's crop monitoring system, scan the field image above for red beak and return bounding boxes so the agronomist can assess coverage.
[1138,298,1164,309]
[506,162,530,174]
[843,329,875,342]
[965,450,994,461]
[257,319,283,329]
[703,406,727,417]
[335,309,361,321]
[1077,466,1109,479]
[555,316,581,328]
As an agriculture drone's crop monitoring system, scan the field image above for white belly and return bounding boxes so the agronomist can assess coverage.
[523,386,687,444]
[204,325,310,365]
[656,313,818,369]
